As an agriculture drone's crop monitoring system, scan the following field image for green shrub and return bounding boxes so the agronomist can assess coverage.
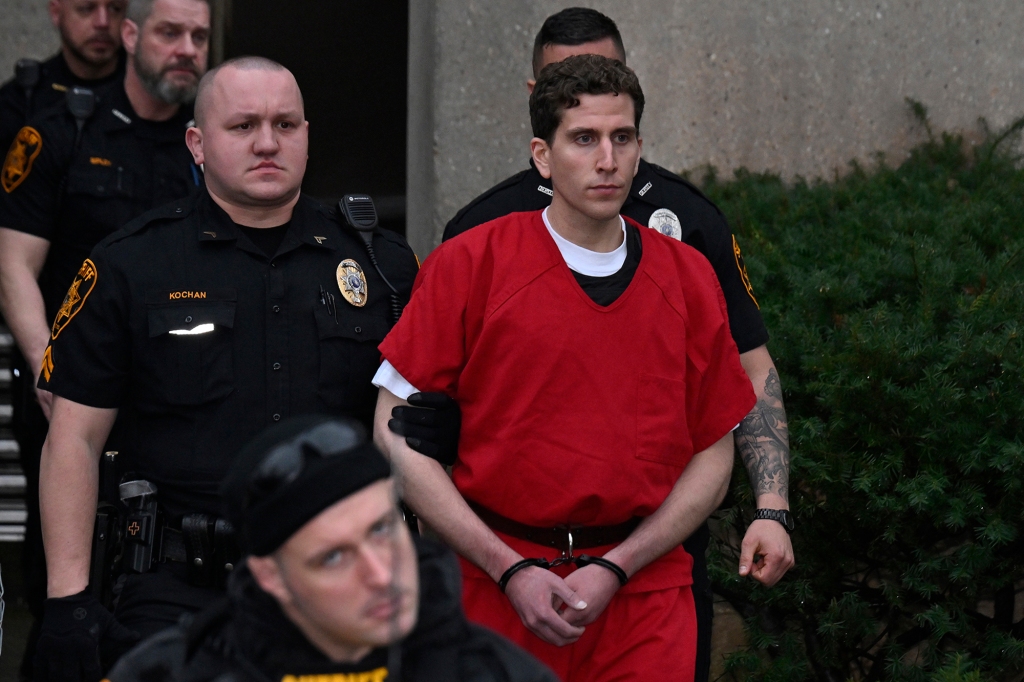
[702,111,1024,681]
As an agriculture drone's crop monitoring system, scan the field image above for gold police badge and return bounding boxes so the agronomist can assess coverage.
[51,259,98,339]
[336,259,368,307]
[2,126,43,193]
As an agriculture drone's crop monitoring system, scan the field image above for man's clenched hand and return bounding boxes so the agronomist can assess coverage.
[738,519,794,586]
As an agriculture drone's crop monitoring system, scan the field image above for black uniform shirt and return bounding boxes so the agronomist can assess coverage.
[0,51,125,151]
[38,189,418,517]
[443,159,769,353]
[0,79,200,320]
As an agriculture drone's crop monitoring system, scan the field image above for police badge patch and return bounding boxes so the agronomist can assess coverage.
[336,259,368,307]
[40,345,54,382]
[51,259,98,339]
[732,235,759,308]
[2,126,43,193]
[648,208,682,241]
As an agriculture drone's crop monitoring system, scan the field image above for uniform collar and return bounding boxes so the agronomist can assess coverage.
[196,189,338,254]
[43,52,75,90]
[94,81,195,137]
[523,158,662,208]
[626,159,664,207]
[44,49,127,93]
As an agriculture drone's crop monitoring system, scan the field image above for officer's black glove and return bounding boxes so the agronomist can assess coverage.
[389,392,461,466]
[34,588,139,682]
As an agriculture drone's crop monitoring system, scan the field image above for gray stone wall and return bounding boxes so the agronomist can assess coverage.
[0,0,60,80]
[407,0,1024,255]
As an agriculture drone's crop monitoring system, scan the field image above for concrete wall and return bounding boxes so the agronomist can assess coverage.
[407,0,1024,256]
[0,1,59,77]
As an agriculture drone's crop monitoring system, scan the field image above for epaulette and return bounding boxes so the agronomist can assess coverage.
[98,195,197,247]
[641,162,726,218]
[374,225,415,252]
[324,198,417,261]
[448,168,533,225]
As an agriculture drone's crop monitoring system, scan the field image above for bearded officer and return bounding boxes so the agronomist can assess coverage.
[436,9,794,681]
[34,56,420,680]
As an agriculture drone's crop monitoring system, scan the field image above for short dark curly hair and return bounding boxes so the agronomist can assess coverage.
[529,54,644,145]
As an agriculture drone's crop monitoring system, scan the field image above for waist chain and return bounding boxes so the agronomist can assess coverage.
[466,500,641,552]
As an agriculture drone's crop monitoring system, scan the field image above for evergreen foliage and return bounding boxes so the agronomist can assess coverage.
[702,109,1024,681]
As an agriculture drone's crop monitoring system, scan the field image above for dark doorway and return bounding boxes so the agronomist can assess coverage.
[225,2,408,234]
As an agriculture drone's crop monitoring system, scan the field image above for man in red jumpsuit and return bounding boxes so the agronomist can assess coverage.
[374,54,755,681]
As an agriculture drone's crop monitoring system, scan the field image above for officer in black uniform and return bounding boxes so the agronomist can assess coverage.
[0,1,206,676]
[0,0,127,151]
[35,56,422,681]
[441,9,796,682]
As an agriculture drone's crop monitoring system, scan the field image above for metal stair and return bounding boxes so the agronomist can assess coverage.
[0,326,26,542]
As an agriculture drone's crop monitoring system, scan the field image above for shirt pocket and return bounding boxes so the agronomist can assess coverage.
[313,304,390,411]
[636,373,694,468]
[66,163,136,199]
[65,163,138,237]
[145,293,236,406]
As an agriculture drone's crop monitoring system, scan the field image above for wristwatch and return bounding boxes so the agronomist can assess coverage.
[754,508,795,534]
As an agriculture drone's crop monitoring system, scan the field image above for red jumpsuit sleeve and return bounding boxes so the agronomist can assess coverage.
[378,242,470,396]
[686,263,757,454]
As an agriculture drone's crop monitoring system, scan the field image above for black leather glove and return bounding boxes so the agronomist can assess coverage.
[389,392,461,466]
[34,589,139,682]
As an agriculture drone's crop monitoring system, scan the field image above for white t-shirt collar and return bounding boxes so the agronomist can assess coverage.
[542,207,627,277]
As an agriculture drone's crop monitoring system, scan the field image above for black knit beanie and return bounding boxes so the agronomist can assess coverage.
[221,414,391,556]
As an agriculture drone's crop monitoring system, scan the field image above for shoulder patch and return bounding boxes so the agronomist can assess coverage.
[2,126,43,193]
[51,259,98,339]
[40,346,54,382]
[732,235,759,308]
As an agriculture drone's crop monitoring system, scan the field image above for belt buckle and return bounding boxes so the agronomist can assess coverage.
[549,525,577,567]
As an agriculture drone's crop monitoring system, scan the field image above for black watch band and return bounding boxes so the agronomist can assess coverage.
[754,508,794,533]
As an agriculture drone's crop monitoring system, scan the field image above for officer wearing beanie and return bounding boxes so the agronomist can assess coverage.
[108,415,559,682]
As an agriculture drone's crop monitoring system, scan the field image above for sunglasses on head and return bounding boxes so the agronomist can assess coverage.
[244,421,366,511]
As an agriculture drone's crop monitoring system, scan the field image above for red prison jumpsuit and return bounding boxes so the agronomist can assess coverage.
[379,211,755,681]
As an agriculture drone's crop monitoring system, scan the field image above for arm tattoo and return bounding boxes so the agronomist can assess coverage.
[735,368,790,503]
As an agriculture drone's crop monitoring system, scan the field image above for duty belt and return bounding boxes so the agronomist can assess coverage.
[467,500,641,552]
[155,514,238,588]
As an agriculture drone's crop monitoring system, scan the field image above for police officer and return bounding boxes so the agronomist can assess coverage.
[0,0,127,151]
[35,56,422,681]
[441,8,795,681]
[107,415,558,682]
[0,0,209,420]
[0,1,207,675]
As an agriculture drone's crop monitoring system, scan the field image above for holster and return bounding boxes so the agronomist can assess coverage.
[119,478,160,574]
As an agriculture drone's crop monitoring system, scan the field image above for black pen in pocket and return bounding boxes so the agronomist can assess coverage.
[318,284,338,323]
